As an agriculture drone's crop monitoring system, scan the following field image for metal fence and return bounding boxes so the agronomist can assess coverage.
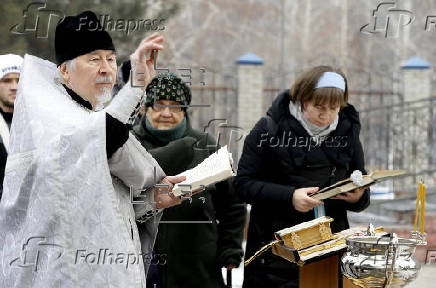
[188,67,241,156]
[359,97,436,194]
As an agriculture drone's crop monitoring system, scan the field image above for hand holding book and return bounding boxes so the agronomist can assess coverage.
[331,186,366,203]
[292,187,322,212]
[171,146,235,197]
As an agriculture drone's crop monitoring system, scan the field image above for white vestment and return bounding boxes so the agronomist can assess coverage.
[0,55,165,288]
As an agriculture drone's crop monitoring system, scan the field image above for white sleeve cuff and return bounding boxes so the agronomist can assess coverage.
[105,81,145,124]
[135,189,164,223]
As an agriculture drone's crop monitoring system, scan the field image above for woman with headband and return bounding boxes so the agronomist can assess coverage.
[234,66,370,287]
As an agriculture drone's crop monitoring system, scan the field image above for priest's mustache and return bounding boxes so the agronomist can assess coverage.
[95,76,113,84]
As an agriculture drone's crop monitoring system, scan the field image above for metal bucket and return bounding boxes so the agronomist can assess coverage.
[341,234,421,288]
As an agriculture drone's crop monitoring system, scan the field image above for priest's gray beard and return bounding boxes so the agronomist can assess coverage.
[95,76,113,111]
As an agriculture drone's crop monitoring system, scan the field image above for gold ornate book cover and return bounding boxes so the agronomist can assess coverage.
[272,226,386,266]
[274,216,335,250]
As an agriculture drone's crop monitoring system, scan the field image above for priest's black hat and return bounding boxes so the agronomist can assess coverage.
[55,11,115,65]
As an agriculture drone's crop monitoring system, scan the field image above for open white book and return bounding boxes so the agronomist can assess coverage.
[171,146,235,196]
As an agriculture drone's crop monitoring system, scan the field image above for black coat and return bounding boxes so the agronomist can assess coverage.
[0,110,12,201]
[133,116,246,288]
[234,90,370,288]
[0,142,7,200]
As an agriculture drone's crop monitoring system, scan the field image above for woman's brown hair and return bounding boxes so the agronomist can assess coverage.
[289,66,348,109]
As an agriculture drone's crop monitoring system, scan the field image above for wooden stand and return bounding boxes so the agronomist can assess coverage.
[272,242,362,288]
[299,254,340,288]
[299,255,361,288]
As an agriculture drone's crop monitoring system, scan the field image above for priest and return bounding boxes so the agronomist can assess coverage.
[0,11,183,287]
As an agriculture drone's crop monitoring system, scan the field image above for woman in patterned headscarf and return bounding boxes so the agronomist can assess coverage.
[133,72,246,288]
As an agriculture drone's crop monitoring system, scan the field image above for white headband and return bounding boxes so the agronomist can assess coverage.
[315,72,346,91]
[0,54,23,80]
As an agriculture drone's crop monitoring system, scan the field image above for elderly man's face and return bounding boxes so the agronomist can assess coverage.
[0,72,19,112]
[60,50,117,109]
[146,100,185,130]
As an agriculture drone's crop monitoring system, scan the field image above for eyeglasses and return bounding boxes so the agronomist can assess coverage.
[151,103,183,113]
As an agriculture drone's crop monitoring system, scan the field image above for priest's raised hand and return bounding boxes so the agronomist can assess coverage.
[130,33,164,89]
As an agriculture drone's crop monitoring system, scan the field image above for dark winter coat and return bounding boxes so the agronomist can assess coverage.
[0,143,7,200]
[0,110,12,201]
[234,90,370,288]
[133,116,246,288]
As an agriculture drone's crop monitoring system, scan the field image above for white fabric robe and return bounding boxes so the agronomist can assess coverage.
[0,54,165,287]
